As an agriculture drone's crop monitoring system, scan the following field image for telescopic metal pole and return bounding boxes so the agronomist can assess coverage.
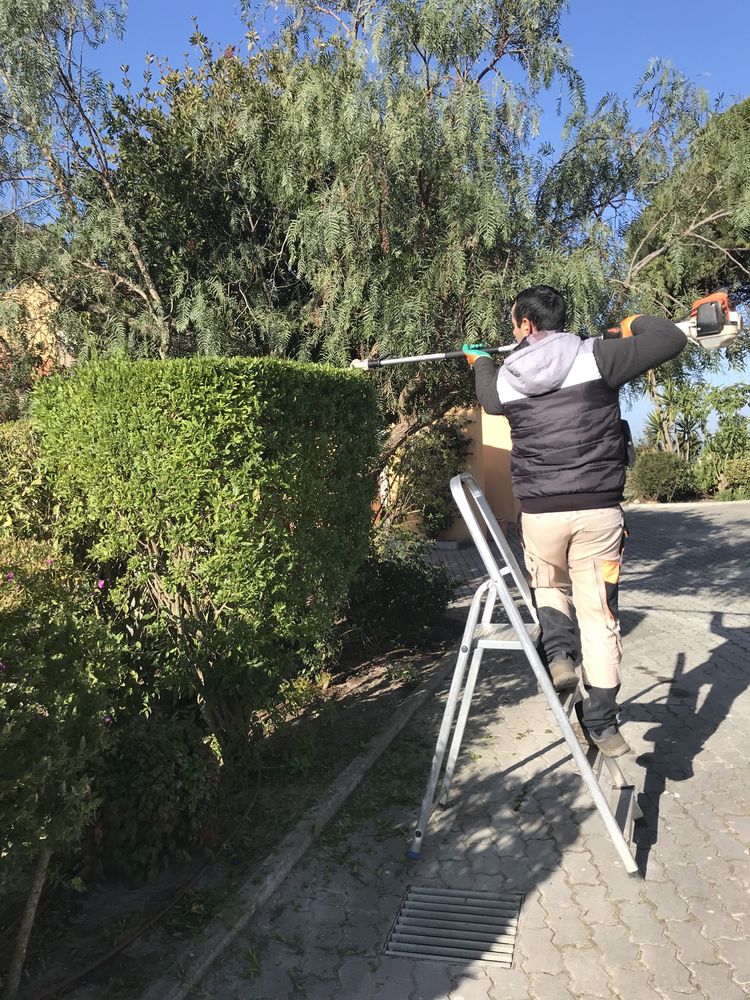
[350,345,514,370]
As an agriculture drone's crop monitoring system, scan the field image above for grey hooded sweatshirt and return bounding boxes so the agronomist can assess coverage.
[473,317,686,513]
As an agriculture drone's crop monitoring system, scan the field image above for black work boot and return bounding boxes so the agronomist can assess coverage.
[548,654,578,691]
[586,725,630,758]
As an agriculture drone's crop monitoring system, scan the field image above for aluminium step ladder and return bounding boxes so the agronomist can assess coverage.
[408,473,643,877]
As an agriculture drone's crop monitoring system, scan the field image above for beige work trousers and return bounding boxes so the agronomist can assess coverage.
[520,506,625,693]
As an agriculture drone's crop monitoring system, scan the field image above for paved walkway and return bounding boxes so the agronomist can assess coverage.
[196,502,750,1000]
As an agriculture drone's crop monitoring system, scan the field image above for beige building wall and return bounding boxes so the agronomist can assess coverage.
[480,409,520,533]
[438,406,485,544]
[438,405,519,543]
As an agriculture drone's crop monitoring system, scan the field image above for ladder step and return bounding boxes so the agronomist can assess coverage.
[474,622,541,645]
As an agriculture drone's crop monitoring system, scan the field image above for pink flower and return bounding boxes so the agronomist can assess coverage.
[5,572,13,581]
[0,662,6,671]
[96,579,105,590]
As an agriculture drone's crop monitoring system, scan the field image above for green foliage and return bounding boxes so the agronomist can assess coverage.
[31,357,379,753]
[626,450,696,503]
[624,97,750,357]
[2,0,737,455]
[691,453,722,497]
[346,528,454,646]
[383,418,471,538]
[90,715,220,878]
[0,420,51,539]
[0,537,121,902]
[642,378,710,461]
[717,457,750,500]
[641,381,750,479]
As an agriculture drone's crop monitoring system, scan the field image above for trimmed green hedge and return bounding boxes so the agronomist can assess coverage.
[0,538,121,901]
[32,358,379,751]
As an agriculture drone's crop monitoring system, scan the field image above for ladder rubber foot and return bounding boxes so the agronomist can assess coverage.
[406,850,421,861]
[628,869,644,880]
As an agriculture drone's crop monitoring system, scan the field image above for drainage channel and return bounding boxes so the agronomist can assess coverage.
[383,886,524,966]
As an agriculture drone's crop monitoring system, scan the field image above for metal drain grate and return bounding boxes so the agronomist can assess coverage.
[383,886,523,966]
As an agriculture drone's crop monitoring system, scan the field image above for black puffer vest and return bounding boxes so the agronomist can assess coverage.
[497,333,627,513]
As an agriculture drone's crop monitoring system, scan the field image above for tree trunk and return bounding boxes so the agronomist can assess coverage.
[371,414,426,480]
[3,842,53,1000]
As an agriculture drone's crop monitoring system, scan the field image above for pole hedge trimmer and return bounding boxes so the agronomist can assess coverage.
[606,291,743,349]
[349,292,743,370]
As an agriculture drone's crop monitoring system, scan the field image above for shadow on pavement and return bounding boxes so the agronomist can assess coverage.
[628,612,750,875]
[624,505,750,600]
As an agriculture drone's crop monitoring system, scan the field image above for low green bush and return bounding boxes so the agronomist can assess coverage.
[346,529,455,646]
[0,537,121,903]
[626,450,696,503]
[691,452,722,497]
[91,715,220,879]
[718,456,750,500]
[31,358,379,757]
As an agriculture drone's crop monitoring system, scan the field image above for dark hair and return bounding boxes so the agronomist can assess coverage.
[512,285,566,332]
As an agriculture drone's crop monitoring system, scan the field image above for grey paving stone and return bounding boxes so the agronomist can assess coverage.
[609,964,661,999]
[713,937,750,984]
[522,839,561,870]
[412,961,453,999]
[448,973,492,1000]
[638,943,694,994]
[525,971,576,1000]
[483,966,532,999]
[339,956,378,995]
[663,918,718,965]
[713,879,750,916]
[688,961,749,1000]
[668,862,713,901]
[646,882,692,922]
[545,907,592,949]
[559,849,601,886]
[728,859,750,888]
[536,870,575,912]
[571,884,620,925]
[560,945,613,997]
[589,922,641,972]
[518,892,547,929]
[618,900,666,946]
[684,898,742,941]
[374,955,415,987]
[709,832,750,863]
[516,924,565,975]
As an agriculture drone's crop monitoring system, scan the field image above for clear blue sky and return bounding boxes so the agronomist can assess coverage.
[96,1,750,108]
[92,1,750,437]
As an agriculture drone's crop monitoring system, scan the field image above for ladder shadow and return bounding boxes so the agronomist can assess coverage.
[626,612,750,874]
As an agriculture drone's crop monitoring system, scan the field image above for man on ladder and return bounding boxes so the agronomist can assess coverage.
[463,285,686,757]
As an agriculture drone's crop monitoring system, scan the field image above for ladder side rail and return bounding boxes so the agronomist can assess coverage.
[450,474,536,620]
[438,587,498,804]
[408,580,493,858]
[488,568,640,875]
